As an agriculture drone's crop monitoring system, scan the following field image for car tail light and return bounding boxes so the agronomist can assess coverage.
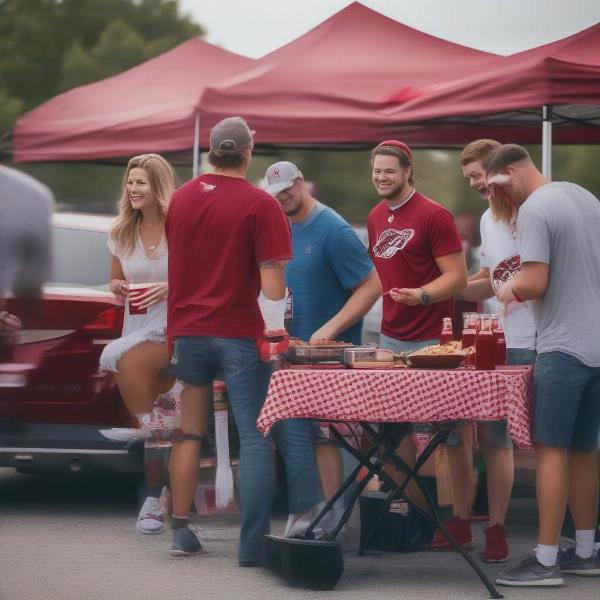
[83,307,123,334]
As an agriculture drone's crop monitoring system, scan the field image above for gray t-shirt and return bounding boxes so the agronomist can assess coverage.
[0,166,53,299]
[518,181,600,367]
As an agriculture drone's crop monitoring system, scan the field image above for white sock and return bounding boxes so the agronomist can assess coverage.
[536,544,558,567]
[575,529,595,559]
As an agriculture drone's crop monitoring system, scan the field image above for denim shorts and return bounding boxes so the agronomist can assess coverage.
[378,333,438,354]
[533,351,600,450]
[172,335,267,387]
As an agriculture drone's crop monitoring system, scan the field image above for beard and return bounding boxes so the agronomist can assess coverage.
[376,181,406,203]
[283,200,303,217]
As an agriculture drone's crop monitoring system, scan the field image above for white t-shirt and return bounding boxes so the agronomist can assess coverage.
[479,208,536,350]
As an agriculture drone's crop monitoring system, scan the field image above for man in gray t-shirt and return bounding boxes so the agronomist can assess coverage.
[484,144,600,587]
[0,166,52,342]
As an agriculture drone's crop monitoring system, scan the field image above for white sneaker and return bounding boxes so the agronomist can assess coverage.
[136,496,164,534]
[99,427,150,442]
[284,500,327,539]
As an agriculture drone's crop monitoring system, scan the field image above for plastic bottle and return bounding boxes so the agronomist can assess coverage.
[439,317,454,344]
[461,313,477,368]
[475,316,496,370]
[491,316,507,366]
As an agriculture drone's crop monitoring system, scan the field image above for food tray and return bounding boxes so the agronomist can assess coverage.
[348,361,397,369]
[343,347,394,364]
[287,342,353,364]
[406,353,465,369]
[287,362,346,370]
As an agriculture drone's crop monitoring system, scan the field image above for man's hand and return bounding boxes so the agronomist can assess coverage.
[129,282,168,309]
[389,287,422,306]
[257,329,289,363]
[310,323,338,343]
[0,311,22,332]
[496,281,517,305]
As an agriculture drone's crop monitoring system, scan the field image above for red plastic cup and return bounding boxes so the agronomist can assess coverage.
[128,283,150,315]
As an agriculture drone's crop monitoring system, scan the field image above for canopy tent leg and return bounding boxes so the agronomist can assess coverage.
[192,111,200,178]
[542,105,552,179]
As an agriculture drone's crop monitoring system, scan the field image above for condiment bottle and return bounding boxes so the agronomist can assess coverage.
[491,316,507,366]
[475,316,496,370]
[440,317,454,344]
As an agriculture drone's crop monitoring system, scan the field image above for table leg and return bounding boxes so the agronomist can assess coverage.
[332,422,503,600]
[304,424,400,540]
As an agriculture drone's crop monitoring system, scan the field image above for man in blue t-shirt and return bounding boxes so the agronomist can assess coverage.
[264,161,381,344]
[264,160,381,502]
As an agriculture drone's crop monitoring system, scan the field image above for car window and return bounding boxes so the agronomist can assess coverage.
[50,227,110,287]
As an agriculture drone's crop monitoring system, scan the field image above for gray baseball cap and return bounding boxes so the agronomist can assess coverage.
[264,161,303,195]
[209,117,253,156]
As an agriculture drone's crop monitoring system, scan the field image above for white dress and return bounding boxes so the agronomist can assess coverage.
[99,233,168,372]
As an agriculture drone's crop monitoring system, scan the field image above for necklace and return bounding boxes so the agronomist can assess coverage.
[387,188,416,223]
[139,221,162,252]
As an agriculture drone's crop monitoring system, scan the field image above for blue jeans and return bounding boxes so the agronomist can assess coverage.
[173,336,275,564]
[271,418,323,514]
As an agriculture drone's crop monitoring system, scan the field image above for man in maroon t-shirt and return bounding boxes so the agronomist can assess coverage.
[166,117,322,565]
[367,140,467,503]
[368,140,467,349]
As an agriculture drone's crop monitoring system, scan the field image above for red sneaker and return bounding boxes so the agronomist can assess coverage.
[483,523,510,562]
[430,515,473,550]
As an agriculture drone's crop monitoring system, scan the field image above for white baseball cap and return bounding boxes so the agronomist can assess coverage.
[264,161,303,195]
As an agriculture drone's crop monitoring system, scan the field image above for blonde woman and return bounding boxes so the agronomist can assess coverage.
[100,154,175,534]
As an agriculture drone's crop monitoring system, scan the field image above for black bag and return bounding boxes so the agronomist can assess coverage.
[359,487,436,553]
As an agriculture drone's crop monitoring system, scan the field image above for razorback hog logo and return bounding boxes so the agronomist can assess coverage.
[492,254,521,292]
[200,181,216,192]
[373,228,414,259]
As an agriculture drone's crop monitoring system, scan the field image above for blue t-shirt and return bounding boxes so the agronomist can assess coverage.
[286,202,374,344]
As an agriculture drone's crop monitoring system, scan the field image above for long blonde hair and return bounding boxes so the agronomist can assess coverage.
[110,154,175,256]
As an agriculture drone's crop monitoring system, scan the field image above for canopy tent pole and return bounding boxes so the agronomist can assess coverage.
[192,111,200,178]
[542,105,552,179]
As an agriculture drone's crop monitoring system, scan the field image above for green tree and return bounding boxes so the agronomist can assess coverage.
[90,19,146,79]
[0,89,22,133]
[59,42,98,92]
[0,0,204,132]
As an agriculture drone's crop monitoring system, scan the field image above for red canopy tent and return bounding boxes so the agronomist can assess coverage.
[382,22,600,175]
[198,2,497,148]
[12,38,253,167]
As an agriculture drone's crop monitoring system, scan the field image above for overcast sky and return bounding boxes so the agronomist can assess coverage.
[179,0,600,58]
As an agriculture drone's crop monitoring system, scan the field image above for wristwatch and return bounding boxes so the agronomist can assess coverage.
[419,288,432,306]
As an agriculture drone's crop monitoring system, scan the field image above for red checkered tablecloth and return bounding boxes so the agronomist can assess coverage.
[257,367,534,448]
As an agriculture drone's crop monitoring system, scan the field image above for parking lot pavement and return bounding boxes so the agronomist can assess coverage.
[0,467,598,600]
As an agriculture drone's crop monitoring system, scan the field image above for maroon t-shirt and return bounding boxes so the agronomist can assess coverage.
[166,174,291,339]
[367,191,463,342]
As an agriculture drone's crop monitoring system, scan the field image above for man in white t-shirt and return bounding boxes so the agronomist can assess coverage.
[431,140,536,563]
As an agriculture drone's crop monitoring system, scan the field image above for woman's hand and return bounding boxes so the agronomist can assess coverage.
[129,282,168,310]
[111,279,130,296]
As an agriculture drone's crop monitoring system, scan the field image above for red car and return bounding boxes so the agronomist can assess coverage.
[0,213,142,473]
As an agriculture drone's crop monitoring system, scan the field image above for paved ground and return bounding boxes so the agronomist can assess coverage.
[0,467,598,600]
